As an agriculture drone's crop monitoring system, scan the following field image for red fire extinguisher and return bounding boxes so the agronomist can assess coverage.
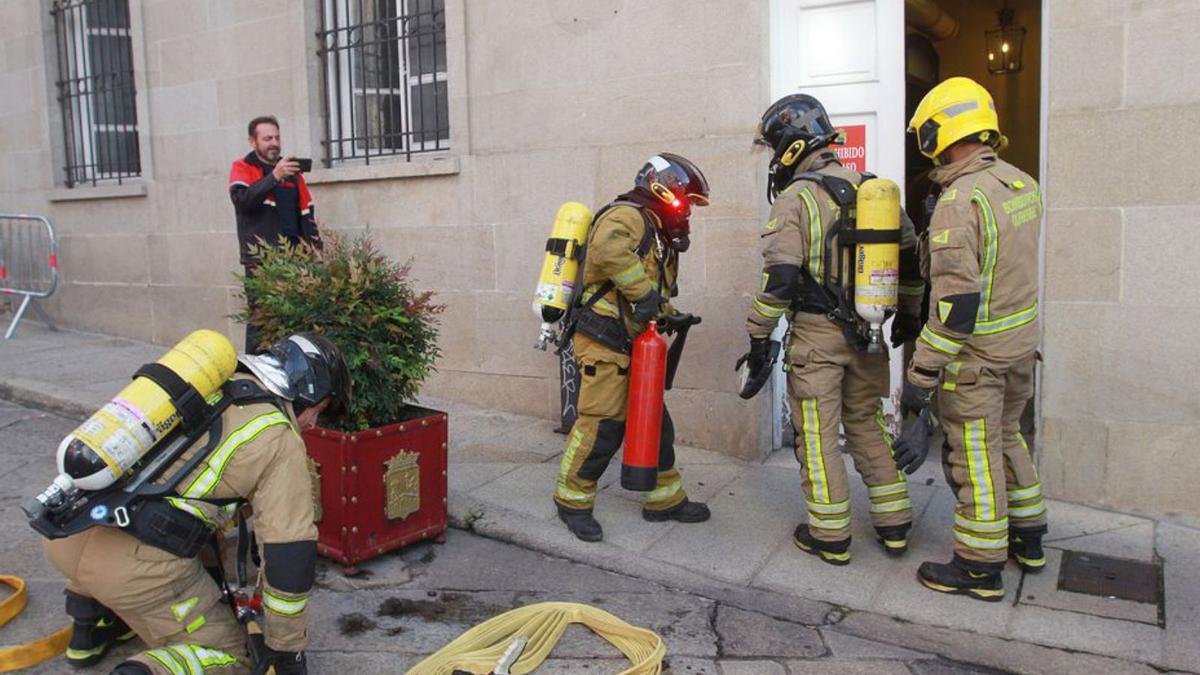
[622,323,667,491]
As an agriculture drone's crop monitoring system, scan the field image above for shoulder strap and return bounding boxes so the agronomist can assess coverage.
[817,175,857,208]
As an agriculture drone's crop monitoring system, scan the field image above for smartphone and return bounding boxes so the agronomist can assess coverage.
[294,158,313,173]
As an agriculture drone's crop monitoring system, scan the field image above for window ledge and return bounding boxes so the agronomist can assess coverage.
[49,182,148,202]
[305,155,460,185]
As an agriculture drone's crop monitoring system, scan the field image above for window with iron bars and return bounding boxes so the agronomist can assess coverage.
[317,0,449,166]
[51,0,141,187]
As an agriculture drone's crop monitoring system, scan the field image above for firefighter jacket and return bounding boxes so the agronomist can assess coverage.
[229,152,320,266]
[163,373,318,653]
[576,202,677,364]
[746,150,921,339]
[908,146,1042,388]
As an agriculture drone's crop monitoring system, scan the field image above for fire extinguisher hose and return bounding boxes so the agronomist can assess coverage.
[0,575,72,672]
[406,601,666,675]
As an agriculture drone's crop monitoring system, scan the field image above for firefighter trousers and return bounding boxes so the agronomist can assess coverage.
[554,336,688,513]
[937,354,1048,567]
[787,313,913,543]
[46,527,251,674]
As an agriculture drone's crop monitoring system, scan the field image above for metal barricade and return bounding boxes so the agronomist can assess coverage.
[0,214,59,339]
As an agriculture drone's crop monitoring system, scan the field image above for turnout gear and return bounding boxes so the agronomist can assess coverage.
[900,381,933,418]
[756,94,840,203]
[876,525,910,557]
[905,93,1047,571]
[892,409,934,475]
[908,77,1003,161]
[44,371,326,673]
[557,505,604,543]
[633,153,711,251]
[554,164,709,531]
[1010,531,1046,573]
[736,337,781,400]
[917,558,1005,602]
[793,524,851,566]
[642,498,711,523]
[63,590,136,668]
[746,142,920,552]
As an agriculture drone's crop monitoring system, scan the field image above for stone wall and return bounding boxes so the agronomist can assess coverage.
[0,0,774,459]
[1040,0,1200,520]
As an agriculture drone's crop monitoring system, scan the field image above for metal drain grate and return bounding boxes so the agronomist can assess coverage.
[1057,550,1161,605]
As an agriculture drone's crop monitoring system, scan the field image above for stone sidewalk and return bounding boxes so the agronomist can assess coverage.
[2,324,1198,674]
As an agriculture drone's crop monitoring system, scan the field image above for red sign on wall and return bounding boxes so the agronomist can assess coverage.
[833,124,867,172]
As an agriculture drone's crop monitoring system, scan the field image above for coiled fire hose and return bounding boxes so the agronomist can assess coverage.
[406,601,666,675]
[0,576,72,672]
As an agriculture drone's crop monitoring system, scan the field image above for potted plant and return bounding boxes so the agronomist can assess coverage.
[236,232,446,573]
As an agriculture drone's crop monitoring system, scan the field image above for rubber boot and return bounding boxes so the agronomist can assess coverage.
[917,557,1004,602]
[875,524,911,557]
[556,504,603,542]
[1010,531,1046,573]
[64,591,136,668]
[793,524,851,566]
[643,498,711,523]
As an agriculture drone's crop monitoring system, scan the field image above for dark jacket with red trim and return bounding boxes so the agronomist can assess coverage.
[229,152,321,266]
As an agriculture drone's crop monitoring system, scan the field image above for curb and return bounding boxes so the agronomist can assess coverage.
[0,376,92,420]
[445,491,1174,675]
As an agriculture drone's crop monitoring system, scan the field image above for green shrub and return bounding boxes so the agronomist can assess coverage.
[234,232,443,431]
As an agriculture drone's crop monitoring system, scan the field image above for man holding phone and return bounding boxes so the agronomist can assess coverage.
[229,115,321,352]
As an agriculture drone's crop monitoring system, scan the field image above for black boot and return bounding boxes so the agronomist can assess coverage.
[1010,532,1046,573]
[875,524,911,557]
[917,557,1004,602]
[64,592,135,668]
[643,498,711,523]
[793,524,851,566]
[556,504,603,542]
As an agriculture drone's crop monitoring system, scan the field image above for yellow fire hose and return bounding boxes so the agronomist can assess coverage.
[0,576,72,672]
[407,602,665,675]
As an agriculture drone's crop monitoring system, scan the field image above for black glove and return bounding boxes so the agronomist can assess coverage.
[658,312,701,334]
[631,291,664,323]
[890,313,922,348]
[269,650,307,675]
[893,409,933,474]
[900,380,933,419]
[736,337,780,399]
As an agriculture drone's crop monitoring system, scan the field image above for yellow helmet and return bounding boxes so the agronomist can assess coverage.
[908,77,1000,159]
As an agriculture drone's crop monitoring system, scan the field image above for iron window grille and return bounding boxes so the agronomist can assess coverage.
[317,0,449,166]
[51,0,141,187]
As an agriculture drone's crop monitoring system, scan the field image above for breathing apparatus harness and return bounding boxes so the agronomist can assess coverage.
[780,162,901,351]
[557,191,674,356]
[26,370,283,558]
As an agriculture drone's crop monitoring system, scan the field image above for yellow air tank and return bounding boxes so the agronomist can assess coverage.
[533,201,593,349]
[54,329,237,491]
[854,178,901,352]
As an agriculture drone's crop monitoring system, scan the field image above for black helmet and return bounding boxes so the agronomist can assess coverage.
[269,332,352,417]
[756,94,839,202]
[633,153,710,251]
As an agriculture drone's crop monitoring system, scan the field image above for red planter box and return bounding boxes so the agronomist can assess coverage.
[303,406,448,573]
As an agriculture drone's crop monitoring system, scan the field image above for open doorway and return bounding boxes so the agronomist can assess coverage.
[904,0,1044,443]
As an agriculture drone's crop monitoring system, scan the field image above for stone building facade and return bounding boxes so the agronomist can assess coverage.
[0,0,1196,521]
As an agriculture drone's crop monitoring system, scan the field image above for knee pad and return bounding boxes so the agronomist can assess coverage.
[578,419,625,480]
[263,541,318,594]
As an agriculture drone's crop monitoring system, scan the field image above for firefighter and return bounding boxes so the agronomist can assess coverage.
[44,333,351,674]
[553,154,712,542]
[897,76,1047,601]
[740,94,925,565]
